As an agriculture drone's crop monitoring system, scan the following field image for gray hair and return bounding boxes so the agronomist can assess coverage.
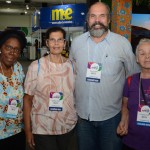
[136,38,150,56]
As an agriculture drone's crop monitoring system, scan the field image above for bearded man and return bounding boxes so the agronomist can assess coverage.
[70,2,140,150]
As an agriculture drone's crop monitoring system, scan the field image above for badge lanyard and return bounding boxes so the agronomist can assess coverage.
[87,38,108,64]
[86,38,109,83]
[48,54,64,92]
[0,62,20,118]
[0,61,17,97]
[137,73,150,127]
[139,74,148,106]
[48,54,64,111]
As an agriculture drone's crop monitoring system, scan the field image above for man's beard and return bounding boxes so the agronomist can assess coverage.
[88,22,108,38]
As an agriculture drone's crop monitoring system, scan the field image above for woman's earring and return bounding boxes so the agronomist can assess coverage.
[47,50,50,54]
[0,51,1,54]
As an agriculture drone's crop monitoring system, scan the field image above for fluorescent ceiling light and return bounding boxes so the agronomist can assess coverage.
[6,1,11,3]
[26,5,29,10]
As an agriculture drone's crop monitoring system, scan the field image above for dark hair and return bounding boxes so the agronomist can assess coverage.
[45,27,66,40]
[0,29,27,50]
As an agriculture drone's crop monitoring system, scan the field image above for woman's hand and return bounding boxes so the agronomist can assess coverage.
[26,130,35,149]
[117,97,129,136]
[23,94,34,149]
[117,119,128,136]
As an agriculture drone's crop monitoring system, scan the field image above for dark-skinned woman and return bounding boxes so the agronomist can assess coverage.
[0,29,27,150]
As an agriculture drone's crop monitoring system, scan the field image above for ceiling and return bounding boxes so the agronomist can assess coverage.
[0,0,87,15]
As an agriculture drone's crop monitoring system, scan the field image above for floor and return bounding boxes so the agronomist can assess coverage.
[18,57,77,150]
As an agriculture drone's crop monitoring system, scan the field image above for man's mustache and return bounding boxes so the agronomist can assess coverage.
[91,22,108,30]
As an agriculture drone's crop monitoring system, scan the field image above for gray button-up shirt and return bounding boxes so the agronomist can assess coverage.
[70,30,140,121]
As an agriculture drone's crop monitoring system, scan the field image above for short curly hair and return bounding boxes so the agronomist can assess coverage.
[0,29,27,51]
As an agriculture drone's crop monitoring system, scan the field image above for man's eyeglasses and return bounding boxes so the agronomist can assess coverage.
[4,44,21,54]
[48,38,65,44]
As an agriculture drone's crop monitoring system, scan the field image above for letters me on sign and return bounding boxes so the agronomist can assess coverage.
[40,4,87,28]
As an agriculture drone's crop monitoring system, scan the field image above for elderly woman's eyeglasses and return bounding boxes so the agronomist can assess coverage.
[48,38,65,44]
[4,44,21,54]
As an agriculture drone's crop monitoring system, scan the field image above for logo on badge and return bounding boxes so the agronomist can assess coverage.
[88,62,100,72]
[141,106,150,114]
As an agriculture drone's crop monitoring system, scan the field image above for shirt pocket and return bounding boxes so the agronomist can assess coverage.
[102,56,123,76]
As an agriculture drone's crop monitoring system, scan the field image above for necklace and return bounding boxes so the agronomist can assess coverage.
[0,62,13,77]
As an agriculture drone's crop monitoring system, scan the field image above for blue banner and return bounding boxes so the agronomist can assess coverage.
[40,4,87,29]
[32,10,40,31]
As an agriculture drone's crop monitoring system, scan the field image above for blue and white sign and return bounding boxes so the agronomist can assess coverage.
[40,4,87,28]
[32,10,40,31]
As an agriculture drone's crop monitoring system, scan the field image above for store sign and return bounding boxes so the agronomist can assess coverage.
[40,4,87,28]
[52,8,73,21]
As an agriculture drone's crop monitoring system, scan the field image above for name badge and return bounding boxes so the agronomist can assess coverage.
[49,92,63,111]
[86,62,102,83]
[6,99,19,118]
[137,105,150,127]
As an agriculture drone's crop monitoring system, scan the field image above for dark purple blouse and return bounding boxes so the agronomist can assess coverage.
[123,73,150,150]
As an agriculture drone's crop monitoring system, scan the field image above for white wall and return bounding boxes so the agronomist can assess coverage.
[0,14,32,30]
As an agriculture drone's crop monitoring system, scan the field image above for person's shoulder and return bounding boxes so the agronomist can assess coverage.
[15,61,22,67]
[133,72,140,78]
[108,31,131,50]
[129,72,140,80]
[109,31,129,42]
[29,59,38,66]
[65,58,76,72]
[65,58,73,63]
[71,32,88,50]
[38,56,47,63]
[110,31,125,39]
[127,73,140,87]
[78,32,88,38]
[27,58,42,71]
[30,57,46,66]
[73,32,89,42]
[14,61,23,71]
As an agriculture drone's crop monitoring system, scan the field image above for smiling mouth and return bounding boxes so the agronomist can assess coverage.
[7,57,15,61]
[94,24,101,28]
[144,61,150,64]
[93,27,101,30]
[53,48,60,50]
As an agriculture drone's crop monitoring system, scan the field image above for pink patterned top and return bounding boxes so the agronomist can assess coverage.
[24,56,77,135]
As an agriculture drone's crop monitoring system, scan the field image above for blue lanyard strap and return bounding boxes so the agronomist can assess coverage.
[38,59,40,75]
